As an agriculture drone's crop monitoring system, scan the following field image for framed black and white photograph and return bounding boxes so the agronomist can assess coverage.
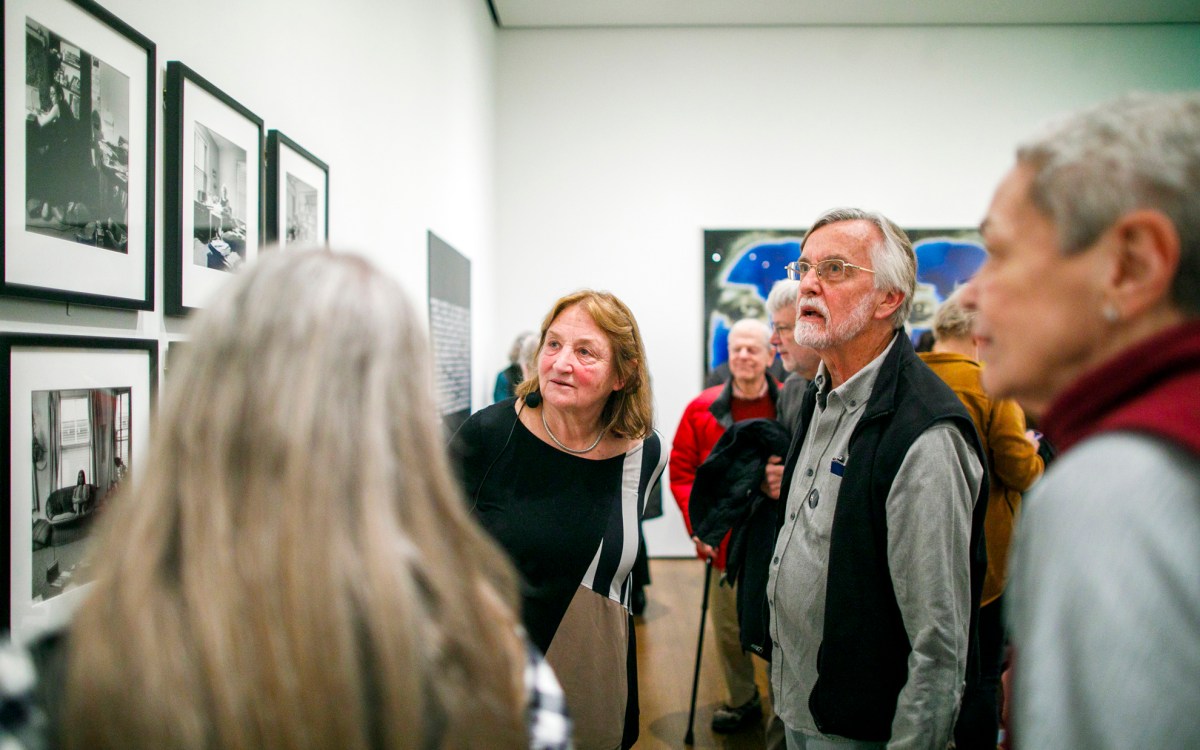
[2,334,155,638]
[164,61,263,315]
[266,130,328,247]
[2,0,155,310]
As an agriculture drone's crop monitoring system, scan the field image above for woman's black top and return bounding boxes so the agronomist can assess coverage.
[449,399,665,652]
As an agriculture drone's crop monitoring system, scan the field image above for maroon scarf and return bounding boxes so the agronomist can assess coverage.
[1041,319,1200,457]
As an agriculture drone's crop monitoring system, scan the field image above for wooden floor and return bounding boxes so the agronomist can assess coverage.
[634,558,775,749]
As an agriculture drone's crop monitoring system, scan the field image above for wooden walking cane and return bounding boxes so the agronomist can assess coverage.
[684,556,714,745]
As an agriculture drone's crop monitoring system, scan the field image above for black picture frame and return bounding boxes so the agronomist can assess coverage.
[265,130,328,247]
[1,333,157,638]
[163,61,263,316]
[2,0,156,310]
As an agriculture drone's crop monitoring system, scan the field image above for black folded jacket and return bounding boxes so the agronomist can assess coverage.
[690,418,791,659]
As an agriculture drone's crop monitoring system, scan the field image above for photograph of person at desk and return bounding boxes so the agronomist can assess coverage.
[24,19,130,254]
[191,122,248,273]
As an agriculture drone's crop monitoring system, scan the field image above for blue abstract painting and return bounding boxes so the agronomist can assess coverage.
[703,228,987,379]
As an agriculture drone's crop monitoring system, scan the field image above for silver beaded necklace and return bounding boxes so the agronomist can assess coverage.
[541,408,605,454]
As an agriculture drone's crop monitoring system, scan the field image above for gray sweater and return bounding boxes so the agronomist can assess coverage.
[1008,432,1200,749]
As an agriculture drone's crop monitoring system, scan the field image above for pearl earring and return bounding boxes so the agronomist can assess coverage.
[1102,304,1120,323]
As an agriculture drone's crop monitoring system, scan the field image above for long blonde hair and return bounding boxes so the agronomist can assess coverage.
[64,250,527,749]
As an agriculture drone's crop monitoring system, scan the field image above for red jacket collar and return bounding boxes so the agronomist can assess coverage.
[1042,320,1200,456]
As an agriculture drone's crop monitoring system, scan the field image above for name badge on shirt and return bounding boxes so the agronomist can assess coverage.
[830,455,846,477]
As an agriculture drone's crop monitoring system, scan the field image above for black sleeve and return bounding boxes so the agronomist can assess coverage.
[447,409,484,497]
[446,401,519,505]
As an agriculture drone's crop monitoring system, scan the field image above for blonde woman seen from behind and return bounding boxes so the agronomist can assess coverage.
[6,250,569,750]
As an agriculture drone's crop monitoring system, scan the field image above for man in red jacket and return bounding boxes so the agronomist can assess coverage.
[671,317,779,733]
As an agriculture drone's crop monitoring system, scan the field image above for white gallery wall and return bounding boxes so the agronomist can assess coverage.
[3,0,501,412]
[494,24,1200,555]
[6,3,1200,557]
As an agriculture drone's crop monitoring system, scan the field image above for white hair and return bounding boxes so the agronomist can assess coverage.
[765,279,801,316]
[1018,91,1200,315]
[801,207,916,328]
[728,317,772,348]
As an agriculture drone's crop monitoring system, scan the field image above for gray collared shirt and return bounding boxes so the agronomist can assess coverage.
[768,335,983,749]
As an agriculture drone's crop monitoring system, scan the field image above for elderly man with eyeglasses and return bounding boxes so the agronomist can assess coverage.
[766,279,823,433]
[671,317,782,735]
[763,208,988,750]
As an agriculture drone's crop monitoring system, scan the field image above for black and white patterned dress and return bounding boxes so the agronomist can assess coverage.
[451,399,666,749]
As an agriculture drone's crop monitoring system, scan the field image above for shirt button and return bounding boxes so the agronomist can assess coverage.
[773,556,779,564]
[789,512,796,520]
[806,488,819,508]
[806,468,814,477]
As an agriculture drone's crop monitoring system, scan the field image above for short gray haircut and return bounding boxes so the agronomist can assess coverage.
[801,207,916,328]
[728,317,771,348]
[1018,91,1200,315]
[932,286,977,341]
[507,331,532,363]
[518,332,539,375]
[765,279,800,316]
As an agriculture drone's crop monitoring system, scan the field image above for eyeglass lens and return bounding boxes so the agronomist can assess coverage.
[789,260,846,280]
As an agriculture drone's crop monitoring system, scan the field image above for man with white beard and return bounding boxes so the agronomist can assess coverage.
[765,208,987,750]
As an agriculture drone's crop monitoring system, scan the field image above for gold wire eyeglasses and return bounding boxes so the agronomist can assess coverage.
[785,259,876,282]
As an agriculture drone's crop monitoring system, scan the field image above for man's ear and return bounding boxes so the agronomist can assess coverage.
[1106,209,1180,318]
[874,289,905,322]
